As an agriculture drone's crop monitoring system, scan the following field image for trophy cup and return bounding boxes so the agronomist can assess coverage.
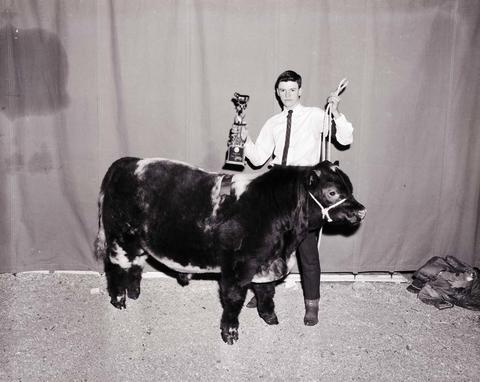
[225,92,250,168]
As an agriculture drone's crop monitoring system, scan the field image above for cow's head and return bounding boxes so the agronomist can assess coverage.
[306,161,366,228]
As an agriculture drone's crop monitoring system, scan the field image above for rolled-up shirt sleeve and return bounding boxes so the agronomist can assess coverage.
[333,114,354,146]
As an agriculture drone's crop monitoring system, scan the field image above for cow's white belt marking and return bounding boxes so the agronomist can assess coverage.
[231,173,259,199]
[150,255,221,274]
[134,158,162,178]
[308,192,346,223]
[134,158,212,179]
[210,176,223,218]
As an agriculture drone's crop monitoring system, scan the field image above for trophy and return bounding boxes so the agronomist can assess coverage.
[225,92,250,167]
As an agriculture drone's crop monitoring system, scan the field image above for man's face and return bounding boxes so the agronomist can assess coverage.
[276,81,302,110]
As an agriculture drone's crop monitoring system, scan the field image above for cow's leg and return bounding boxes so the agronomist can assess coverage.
[105,252,129,310]
[219,277,248,345]
[252,282,278,325]
[106,241,146,309]
[126,253,148,300]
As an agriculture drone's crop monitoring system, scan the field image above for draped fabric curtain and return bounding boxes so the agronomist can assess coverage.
[1,0,479,273]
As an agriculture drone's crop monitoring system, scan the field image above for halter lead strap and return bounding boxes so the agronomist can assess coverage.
[321,78,349,162]
[308,192,346,223]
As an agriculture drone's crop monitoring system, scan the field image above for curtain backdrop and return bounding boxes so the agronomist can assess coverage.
[1,0,479,273]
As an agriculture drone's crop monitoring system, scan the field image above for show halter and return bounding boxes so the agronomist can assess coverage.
[308,192,346,223]
[315,78,349,247]
[321,78,349,162]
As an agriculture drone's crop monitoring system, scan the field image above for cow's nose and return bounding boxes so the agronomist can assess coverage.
[357,209,367,220]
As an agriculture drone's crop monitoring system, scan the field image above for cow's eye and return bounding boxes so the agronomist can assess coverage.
[329,191,336,197]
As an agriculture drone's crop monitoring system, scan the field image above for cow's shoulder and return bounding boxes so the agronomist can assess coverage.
[217,166,311,241]
[227,167,308,200]
[238,166,310,203]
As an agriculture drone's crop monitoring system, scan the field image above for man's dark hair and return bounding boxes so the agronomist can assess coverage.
[274,70,302,90]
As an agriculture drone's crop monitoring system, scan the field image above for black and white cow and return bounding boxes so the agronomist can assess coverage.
[94,157,365,344]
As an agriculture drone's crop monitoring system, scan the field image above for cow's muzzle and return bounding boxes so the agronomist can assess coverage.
[346,208,367,225]
[357,209,367,220]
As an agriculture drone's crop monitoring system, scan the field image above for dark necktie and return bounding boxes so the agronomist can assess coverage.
[281,110,293,165]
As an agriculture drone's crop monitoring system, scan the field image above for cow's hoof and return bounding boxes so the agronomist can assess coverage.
[259,312,279,325]
[304,317,318,326]
[221,327,239,345]
[127,287,141,300]
[110,295,126,310]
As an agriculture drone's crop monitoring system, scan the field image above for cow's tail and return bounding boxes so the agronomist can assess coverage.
[94,191,107,261]
[94,163,117,261]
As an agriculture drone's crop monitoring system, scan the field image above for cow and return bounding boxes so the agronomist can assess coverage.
[94,157,366,344]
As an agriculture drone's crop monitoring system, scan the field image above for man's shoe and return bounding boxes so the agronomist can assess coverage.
[304,298,319,326]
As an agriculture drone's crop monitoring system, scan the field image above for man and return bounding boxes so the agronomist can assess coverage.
[242,70,354,326]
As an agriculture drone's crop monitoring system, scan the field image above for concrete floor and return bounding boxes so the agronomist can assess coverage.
[1,272,479,382]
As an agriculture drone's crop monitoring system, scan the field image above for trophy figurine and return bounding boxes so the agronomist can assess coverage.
[225,92,250,167]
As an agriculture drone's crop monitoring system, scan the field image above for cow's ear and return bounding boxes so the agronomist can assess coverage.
[333,160,340,166]
[308,169,322,186]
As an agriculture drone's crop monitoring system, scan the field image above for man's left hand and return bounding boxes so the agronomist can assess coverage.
[326,93,341,119]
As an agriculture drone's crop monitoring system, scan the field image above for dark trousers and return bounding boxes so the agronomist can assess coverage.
[296,230,321,300]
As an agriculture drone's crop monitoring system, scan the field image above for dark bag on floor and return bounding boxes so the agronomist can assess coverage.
[407,256,480,310]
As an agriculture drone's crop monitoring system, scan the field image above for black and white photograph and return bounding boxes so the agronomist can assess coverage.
[1,1,479,381]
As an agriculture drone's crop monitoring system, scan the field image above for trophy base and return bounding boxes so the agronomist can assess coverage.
[225,160,245,168]
[225,145,245,168]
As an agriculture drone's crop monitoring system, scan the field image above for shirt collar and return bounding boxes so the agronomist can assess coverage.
[283,103,304,115]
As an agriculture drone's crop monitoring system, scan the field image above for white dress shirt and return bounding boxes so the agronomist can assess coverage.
[244,103,354,167]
